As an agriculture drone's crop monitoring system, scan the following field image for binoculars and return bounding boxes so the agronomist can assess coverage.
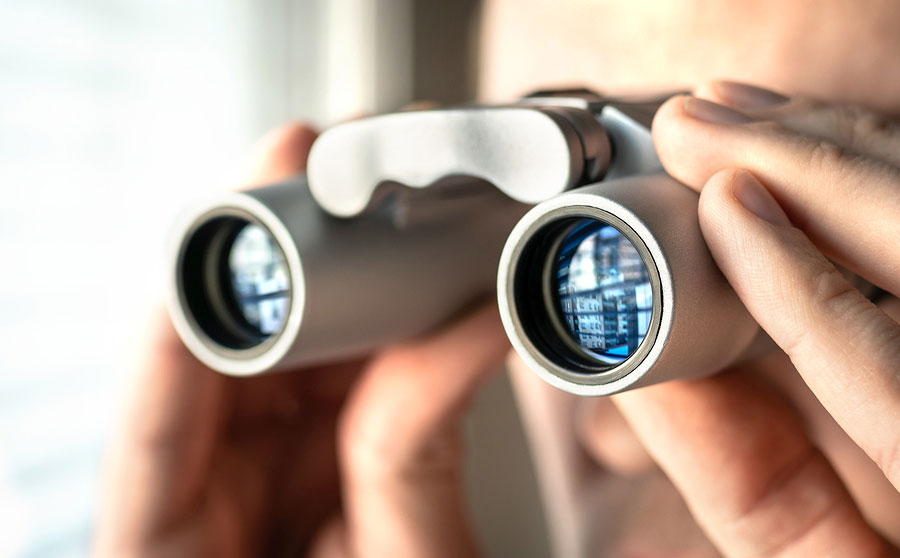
[167,89,766,396]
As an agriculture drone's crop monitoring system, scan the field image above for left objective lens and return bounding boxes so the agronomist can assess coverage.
[180,215,291,351]
[227,223,291,337]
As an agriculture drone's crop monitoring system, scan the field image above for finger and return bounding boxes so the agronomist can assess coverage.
[881,293,900,322]
[758,310,900,544]
[399,100,442,112]
[505,352,592,558]
[131,122,319,476]
[97,124,321,554]
[96,311,228,554]
[575,397,655,476]
[699,168,900,491]
[612,371,888,557]
[651,94,900,294]
[708,80,900,166]
[243,122,318,186]
[338,302,509,558]
[308,516,349,558]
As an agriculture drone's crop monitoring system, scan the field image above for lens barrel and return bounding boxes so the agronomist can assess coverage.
[499,174,761,396]
[550,218,655,366]
[169,177,528,376]
[178,214,291,352]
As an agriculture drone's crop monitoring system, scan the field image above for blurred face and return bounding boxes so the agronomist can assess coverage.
[480,0,900,113]
[481,2,900,552]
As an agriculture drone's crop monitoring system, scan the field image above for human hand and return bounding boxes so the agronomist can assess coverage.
[509,82,900,557]
[93,124,510,558]
[610,82,900,556]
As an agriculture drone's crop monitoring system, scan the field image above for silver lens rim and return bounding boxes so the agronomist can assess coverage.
[540,217,655,369]
[167,192,306,376]
[498,191,673,396]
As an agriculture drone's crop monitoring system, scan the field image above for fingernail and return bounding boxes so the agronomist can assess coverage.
[733,171,791,226]
[683,96,755,125]
[714,80,790,109]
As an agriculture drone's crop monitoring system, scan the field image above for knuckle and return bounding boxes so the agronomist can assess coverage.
[749,119,787,137]
[809,265,860,315]
[781,262,860,357]
[805,137,853,176]
[807,103,900,167]
[337,347,437,472]
[724,448,850,557]
[796,98,829,113]
[748,120,806,152]
[850,109,900,145]
[338,394,404,473]
[776,97,826,121]
[370,344,432,379]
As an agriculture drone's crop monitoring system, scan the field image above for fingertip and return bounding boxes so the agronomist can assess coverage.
[697,168,746,235]
[399,100,441,112]
[245,122,319,186]
[260,122,319,159]
[697,79,772,106]
[692,81,719,100]
[711,80,791,110]
[651,95,719,190]
[650,94,689,167]
[696,169,780,296]
[650,94,690,139]
[699,168,795,235]
[702,167,746,199]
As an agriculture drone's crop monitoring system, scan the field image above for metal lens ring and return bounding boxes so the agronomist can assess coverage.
[509,206,662,386]
[547,218,654,365]
[178,210,292,353]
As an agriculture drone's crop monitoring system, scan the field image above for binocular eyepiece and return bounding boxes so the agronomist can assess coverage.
[168,90,764,395]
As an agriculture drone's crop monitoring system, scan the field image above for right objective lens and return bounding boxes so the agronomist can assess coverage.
[552,219,653,365]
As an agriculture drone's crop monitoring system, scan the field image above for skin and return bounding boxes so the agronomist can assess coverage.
[511,86,900,556]
[97,2,900,556]
[631,90,900,553]
[480,2,900,554]
[479,0,900,114]
[93,125,511,558]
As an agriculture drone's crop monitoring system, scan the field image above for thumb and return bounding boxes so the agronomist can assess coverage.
[242,122,318,187]
[337,302,509,558]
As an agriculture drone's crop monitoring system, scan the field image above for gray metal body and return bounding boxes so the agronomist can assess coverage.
[307,104,610,217]
[167,90,797,393]
[167,92,611,376]
[495,96,766,394]
[497,176,761,396]
[168,180,527,375]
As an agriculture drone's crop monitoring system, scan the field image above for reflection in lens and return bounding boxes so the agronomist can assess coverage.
[228,223,290,337]
[554,219,653,365]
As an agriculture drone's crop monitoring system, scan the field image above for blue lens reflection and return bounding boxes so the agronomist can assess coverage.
[228,224,290,336]
[555,219,653,364]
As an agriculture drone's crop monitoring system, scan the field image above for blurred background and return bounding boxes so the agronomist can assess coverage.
[0,1,550,555]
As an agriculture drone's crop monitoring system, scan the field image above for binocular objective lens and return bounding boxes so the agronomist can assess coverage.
[227,223,290,337]
[553,219,653,364]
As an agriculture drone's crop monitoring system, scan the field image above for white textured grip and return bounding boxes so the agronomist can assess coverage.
[306,107,585,217]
